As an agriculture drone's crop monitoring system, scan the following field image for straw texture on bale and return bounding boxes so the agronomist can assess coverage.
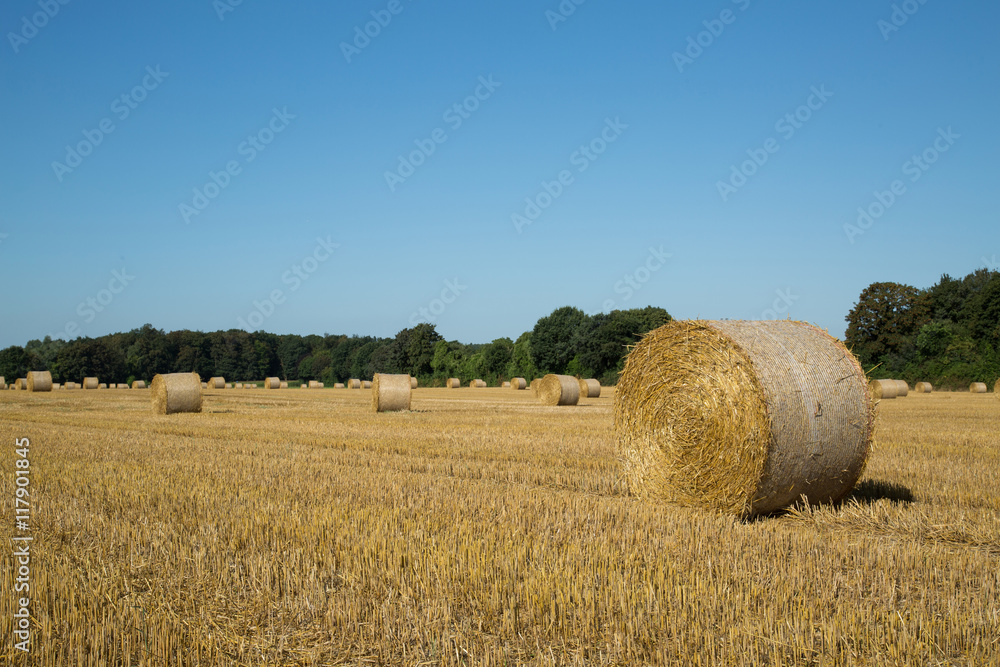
[372,373,412,413]
[870,379,898,400]
[53,383,61,390]
[0,376,4,388]
[510,377,526,390]
[348,379,361,389]
[914,382,933,393]
[334,383,345,389]
[969,382,987,393]
[16,378,27,390]
[264,377,280,389]
[150,372,202,415]
[235,383,243,389]
[615,320,874,518]
[530,378,542,396]
[26,371,53,392]
[538,374,580,406]
[893,380,909,397]
[446,378,461,389]
[995,379,1000,395]
[132,381,146,389]
[361,381,372,389]
[201,382,208,389]
[207,377,225,389]
[410,376,418,389]
[578,378,601,398]
[279,381,288,389]
[83,377,98,390]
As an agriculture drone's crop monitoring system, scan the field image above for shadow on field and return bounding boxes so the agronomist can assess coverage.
[846,479,914,505]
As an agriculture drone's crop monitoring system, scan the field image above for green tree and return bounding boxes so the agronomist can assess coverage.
[845,282,927,370]
[506,331,537,380]
[531,306,589,374]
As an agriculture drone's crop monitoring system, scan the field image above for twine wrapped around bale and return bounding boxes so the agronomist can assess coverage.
[26,371,53,392]
[970,382,988,393]
[870,379,898,400]
[207,377,225,389]
[264,377,280,389]
[132,381,146,389]
[334,383,345,389]
[615,320,874,518]
[538,374,580,406]
[372,373,412,413]
[914,382,933,393]
[347,379,361,389]
[279,381,288,389]
[446,378,461,388]
[893,380,909,397]
[150,372,202,415]
[511,377,526,390]
[578,378,601,398]
[83,377,98,390]
[361,381,372,389]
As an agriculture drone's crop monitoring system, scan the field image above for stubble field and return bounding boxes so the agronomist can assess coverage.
[1,387,998,666]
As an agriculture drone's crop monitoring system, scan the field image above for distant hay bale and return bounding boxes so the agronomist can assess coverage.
[361,380,372,389]
[615,320,874,518]
[207,377,225,389]
[201,382,208,389]
[52,383,61,390]
[16,378,27,390]
[132,381,146,389]
[869,379,898,400]
[893,380,908,397]
[502,381,511,388]
[511,377,526,390]
[64,382,78,390]
[83,377,98,390]
[470,379,486,388]
[279,381,288,389]
[446,378,461,388]
[308,380,320,389]
[300,384,308,389]
[538,374,580,406]
[318,382,325,388]
[235,383,244,389]
[116,384,127,389]
[26,371,52,392]
[224,383,232,389]
[914,382,933,393]
[970,382,987,393]
[578,378,601,398]
[372,373,412,413]
[150,372,202,415]
[995,379,999,395]
[530,378,541,396]
[410,376,418,389]
[0,376,4,388]
[264,377,280,389]
[347,379,361,389]
[98,383,107,389]
[334,383,345,389]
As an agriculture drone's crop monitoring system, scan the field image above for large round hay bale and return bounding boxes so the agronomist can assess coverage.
[150,372,202,415]
[279,381,288,389]
[26,371,53,392]
[372,373,412,413]
[132,380,146,389]
[969,382,987,393]
[510,377,526,390]
[334,383,345,389]
[347,379,361,389]
[410,376,418,389]
[207,377,225,389]
[615,320,874,518]
[578,378,601,398]
[83,377,98,390]
[893,380,908,397]
[538,374,580,406]
[264,377,280,389]
[869,379,897,400]
[446,378,461,388]
[361,380,372,389]
[914,381,933,393]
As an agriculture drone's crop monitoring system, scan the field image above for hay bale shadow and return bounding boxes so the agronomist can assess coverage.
[846,479,914,505]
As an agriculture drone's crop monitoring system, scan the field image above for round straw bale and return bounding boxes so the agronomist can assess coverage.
[0,376,4,388]
[347,379,361,389]
[615,320,874,518]
[502,381,511,388]
[83,377,98,390]
[264,377,280,389]
[308,380,320,388]
[279,381,288,389]
[578,378,601,398]
[300,383,308,389]
[511,377,526,390]
[969,382,987,393]
[225,383,232,389]
[446,378,461,388]
[235,383,244,389]
[372,373,412,412]
[207,377,225,389]
[98,383,107,389]
[132,380,146,389]
[893,380,908,397]
[318,382,325,388]
[410,376,418,389]
[869,379,897,400]
[201,382,208,389]
[361,380,372,389]
[17,378,27,390]
[469,379,486,388]
[150,372,202,415]
[334,383,345,389]
[53,383,61,390]
[538,374,580,406]
[64,382,78,390]
[530,378,541,395]
[914,381,933,393]
[26,371,53,392]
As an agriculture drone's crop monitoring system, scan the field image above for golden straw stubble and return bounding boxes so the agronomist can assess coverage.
[372,373,412,412]
[150,372,203,415]
[615,320,874,517]
[537,374,580,406]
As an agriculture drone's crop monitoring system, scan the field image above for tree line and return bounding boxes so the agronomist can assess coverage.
[0,306,672,388]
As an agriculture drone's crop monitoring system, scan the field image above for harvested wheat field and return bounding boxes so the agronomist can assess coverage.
[1,388,998,665]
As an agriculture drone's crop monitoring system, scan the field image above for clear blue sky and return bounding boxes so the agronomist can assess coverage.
[2,1,997,348]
